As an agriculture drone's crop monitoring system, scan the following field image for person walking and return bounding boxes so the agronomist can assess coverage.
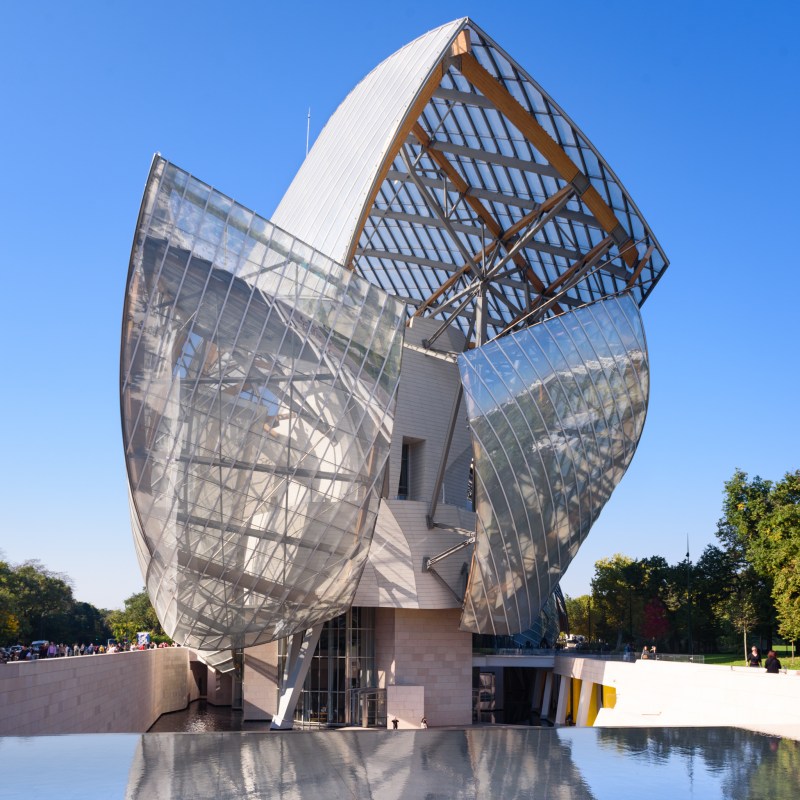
[748,646,761,667]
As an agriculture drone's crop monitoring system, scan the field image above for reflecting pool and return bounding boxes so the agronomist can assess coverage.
[1,727,798,799]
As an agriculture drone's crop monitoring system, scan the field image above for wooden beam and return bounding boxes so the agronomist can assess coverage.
[456,52,637,268]
[499,235,614,335]
[412,122,502,239]
[626,244,655,289]
[542,235,613,295]
[500,184,573,242]
[411,122,562,311]
[450,30,471,57]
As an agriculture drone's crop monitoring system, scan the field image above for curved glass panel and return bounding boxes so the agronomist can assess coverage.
[121,157,404,650]
[473,584,566,651]
[458,293,648,635]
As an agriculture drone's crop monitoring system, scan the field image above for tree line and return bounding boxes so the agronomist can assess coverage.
[566,469,800,655]
[0,556,165,646]
[0,558,112,645]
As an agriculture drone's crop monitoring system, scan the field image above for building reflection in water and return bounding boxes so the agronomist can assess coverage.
[120,728,799,800]
[2,728,798,799]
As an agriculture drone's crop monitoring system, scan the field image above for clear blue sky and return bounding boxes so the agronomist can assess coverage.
[1,1,797,610]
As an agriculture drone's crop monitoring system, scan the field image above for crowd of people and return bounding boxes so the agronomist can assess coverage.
[1,640,174,662]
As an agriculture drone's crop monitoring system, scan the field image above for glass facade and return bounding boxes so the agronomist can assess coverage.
[280,608,376,728]
[458,294,649,635]
[121,158,405,650]
[473,585,567,651]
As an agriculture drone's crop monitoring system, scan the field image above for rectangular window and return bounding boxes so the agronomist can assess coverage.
[398,443,411,499]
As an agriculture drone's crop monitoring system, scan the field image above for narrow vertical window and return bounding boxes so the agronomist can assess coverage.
[398,442,410,499]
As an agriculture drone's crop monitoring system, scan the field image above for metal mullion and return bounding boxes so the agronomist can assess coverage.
[606,293,650,406]
[123,165,197,397]
[496,335,574,590]
[401,146,484,283]
[385,183,445,303]
[168,259,315,613]
[130,243,225,501]
[471,337,556,605]
[373,209,432,304]
[125,210,210,453]
[359,160,412,255]
[460,355,533,630]
[158,231,246,614]
[145,228,290,560]
[582,299,644,470]
[530,319,602,545]
[373,209,482,240]
[429,139,560,178]
[420,90,460,148]
[473,97,524,218]
[279,293,398,584]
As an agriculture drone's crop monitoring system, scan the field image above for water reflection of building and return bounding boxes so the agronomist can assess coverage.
[121,728,797,799]
[124,730,594,800]
[121,18,666,728]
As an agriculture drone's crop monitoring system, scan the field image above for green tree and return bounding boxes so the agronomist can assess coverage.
[721,469,800,646]
[0,560,22,642]
[564,594,592,638]
[107,589,165,643]
[10,560,74,641]
[0,557,112,646]
[591,554,645,648]
[690,545,738,651]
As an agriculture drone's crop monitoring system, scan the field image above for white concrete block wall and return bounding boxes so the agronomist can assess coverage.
[354,315,479,612]
[375,607,396,689]
[242,641,279,720]
[354,500,474,609]
[388,317,472,509]
[0,648,197,735]
[207,669,233,706]
[387,684,424,729]
[378,608,472,727]
[555,655,800,738]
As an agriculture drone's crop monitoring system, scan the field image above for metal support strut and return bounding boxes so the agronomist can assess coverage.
[426,384,463,529]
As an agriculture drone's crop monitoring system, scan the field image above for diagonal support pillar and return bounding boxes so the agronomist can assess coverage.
[541,671,554,722]
[426,384,464,528]
[270,624,324,730]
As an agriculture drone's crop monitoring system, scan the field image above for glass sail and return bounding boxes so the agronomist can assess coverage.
[458,293,649,634]
[121,157,404,650]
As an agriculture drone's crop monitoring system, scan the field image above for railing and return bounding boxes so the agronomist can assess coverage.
[473,647,554,656]
[555,650,705,664]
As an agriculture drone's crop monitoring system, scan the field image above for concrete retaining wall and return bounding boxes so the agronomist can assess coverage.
[0,648,198,735]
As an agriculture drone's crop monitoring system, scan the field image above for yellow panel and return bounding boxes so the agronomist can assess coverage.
[586,683,600,726]
[570,678,581,725]
[602,685,617,709]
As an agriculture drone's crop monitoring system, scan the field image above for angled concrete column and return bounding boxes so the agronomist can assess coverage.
[540,671,554,721]
[532,669,545,713]
[270,625,323,730]
[576,679,595,727]
[554,675,569,725]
